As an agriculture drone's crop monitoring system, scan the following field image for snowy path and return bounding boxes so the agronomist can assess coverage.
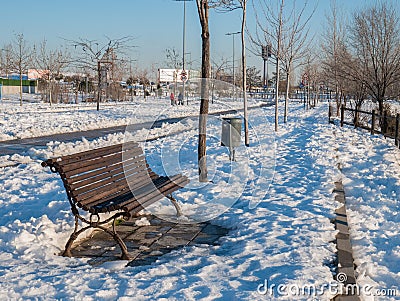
[0,100,398,300]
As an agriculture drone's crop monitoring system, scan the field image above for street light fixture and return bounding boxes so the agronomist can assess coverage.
[226,31,241,100]
[261,44,272,98]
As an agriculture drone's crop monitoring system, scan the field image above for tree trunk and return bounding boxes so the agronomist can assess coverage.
[284,71,290,123]
[97,61,101,111]
[19,71,23,106]
[274,0,284,131]
[197,0,210,182]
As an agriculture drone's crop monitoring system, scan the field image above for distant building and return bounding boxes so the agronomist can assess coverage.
[28,69,49,80]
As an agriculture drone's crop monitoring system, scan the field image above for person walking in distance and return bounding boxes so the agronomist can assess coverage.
[178,92,183,105]
[170,92,175,105]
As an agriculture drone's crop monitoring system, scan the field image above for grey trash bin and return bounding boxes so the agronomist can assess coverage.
[221,117,242,160]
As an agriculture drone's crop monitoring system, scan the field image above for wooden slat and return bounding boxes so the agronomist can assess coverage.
[76,180,129,204]
[82,186,133,212]
[71,162,151,198]
[127,177,189,216]
[91,175,188,214]
[78,170,156,209]
[61,141,139,164]
[76,169,156,206]
[72,168,153,202]
[65,156,146,184]
[45,142,139,167]
[122,175,188,214]
[60,147,143,173]
[69,164,151,191]
[90,191,135,214]
[63,152,145,178]
[67,158,148,191]
[120,175,185,209]
[72,173,128,198]
[86,175,187,214]
[70,167,150,197]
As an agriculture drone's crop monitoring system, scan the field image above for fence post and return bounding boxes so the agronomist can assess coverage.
[395,113,400,147]
[328,105,332,123]
[354,107,358,128]
[383,110,388,136]
[340,105,344,127]
[371,110,376,135]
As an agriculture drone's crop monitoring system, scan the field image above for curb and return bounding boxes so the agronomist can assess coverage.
[332,181,360,301]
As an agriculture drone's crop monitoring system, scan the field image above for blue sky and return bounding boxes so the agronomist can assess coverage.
[1,0,398,77]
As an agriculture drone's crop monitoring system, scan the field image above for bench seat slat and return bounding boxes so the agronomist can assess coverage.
[76,171,159,210]
[120,174,186,210]
[70,167,151,197]
[60,147,143,173]
[74,170,154,204]
[126,177,190,215]
[64,158,147,186]
[88,175,189,215]
[46,142,139,166]
[67,162,151,195]
[121,175,189,214]
[63,152,145,178]
[87,175,184,212]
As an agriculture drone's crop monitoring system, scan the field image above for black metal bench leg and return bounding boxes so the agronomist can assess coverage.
[62,214,131,260]
[166,194,183,217]
[112,218,131,260]
[62,215,86,257]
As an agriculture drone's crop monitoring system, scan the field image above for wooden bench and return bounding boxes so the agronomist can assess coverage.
[42,141,189,260]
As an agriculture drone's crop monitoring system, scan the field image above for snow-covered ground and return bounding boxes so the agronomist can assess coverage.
[0,94,248,141]
[0,95,398,300]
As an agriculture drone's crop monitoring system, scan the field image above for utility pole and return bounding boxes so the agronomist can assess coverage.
[262,44,272,98]
[174,0,193,104]
[226,31,240,100]
[241,0,249,146]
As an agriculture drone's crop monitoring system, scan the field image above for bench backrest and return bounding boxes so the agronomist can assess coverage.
[42,142,157,212]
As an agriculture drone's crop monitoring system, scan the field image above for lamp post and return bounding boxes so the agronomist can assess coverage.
[226,31,240,100]
[174,0,193,104]
[262,44,272,98]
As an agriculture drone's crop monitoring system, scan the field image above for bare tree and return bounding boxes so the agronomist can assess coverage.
[303,53,322,108]
[67,36,133,110]
[280,1,314,123]
[347,2,400,116]
[211,56,229,103]
[196,0,211,182]
[246,66,262,92]
[250,0,315,128]
[164,47,182,69]
[196,0,247,180]
[0,44,13,78]
[33,39,70,105]
[136,67,151,99]
[320,0,347,115]
[274,0,284,132]
[9,34,32,106]
[215,0,250,143]
[250,0,285,131]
